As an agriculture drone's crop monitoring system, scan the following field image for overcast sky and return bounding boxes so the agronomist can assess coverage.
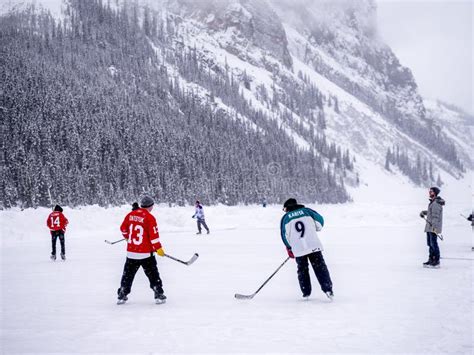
[376,0,473,114]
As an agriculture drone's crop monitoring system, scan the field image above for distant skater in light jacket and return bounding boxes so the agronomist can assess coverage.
[192,200,210,235]
[280,198,333,300]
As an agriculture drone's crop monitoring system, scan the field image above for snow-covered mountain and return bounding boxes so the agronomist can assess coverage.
[145,0,470,175]
[1,0,471,207]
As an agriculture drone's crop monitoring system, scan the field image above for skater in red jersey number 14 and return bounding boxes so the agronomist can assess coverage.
[46,205,69,261]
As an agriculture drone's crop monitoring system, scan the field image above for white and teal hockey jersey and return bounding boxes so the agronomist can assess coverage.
[280,207,324,257]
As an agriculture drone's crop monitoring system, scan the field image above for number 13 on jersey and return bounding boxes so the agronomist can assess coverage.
[128,224,144,245]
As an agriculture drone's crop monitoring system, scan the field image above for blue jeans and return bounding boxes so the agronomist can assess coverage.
[426,232,440,261]
[51,230,65,256]
[197,219,209,233]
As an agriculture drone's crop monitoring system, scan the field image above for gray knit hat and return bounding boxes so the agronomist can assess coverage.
[140,195,155,208]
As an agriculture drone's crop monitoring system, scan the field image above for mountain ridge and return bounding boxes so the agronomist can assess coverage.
[0,0,470,208]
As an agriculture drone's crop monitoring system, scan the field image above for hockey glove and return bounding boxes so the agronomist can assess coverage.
[156,248,165,257]
[287,248,295,259]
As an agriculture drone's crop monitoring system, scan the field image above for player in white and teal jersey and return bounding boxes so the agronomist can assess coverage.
[280,198,333,300]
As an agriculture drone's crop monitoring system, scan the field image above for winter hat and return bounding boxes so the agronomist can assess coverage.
[283,198,298,209]
[430,187,440,196]
[131,202,139,211]
[140,195,154,208]
[53,205,63,212]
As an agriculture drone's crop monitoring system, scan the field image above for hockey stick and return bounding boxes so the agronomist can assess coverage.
[421,216,444,240]
[235,257,290,300]
[164,253,199,266]
[104,238,126,245]
[441,256,473,261]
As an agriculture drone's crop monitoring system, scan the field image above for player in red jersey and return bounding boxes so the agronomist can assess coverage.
[46,205,69,261]
[117,195,167,304]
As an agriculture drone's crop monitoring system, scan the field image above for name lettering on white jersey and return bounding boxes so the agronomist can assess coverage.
[288,210,304,219]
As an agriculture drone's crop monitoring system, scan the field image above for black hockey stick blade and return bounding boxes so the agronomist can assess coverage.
[185,253,199,265]
[164,253,199,266]
[105,238,126,245]
[234,293,255,300]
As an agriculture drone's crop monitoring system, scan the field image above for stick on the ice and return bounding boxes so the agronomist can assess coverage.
[441,256,473,261]
[104,238,126,245]
[235,256,290,300]
[164,253,199,266]
[421,216,444,240]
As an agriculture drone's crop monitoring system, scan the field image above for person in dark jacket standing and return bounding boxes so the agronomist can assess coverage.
[467,212,473,251]
[280,198,333,300]
[420,187,445,268]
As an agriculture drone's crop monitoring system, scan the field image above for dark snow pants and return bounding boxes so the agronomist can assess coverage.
[296,251,333,297]
[51,230,65,256]
[197,218,209,233]
[426,232,440,262]
[118,255,164,298]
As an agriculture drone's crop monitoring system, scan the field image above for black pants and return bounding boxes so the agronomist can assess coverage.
[426,232,440,262]
[118,256,164,298]
[197,219,209,233]
[296,251,333,296]
[51,230,65,256]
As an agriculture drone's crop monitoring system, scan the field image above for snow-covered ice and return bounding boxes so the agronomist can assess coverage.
[1,173,472,354]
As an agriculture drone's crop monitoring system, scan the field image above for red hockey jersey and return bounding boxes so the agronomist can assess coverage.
[46,211,69,232]
[120,208,161,259]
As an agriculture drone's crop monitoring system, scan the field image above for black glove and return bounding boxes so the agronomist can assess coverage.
[419,211,427,218]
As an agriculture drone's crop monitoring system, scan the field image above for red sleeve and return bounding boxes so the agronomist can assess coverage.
[147,215,161,250]
[120,214,130,239]
[61,214,69,231]
[46,213,52,229]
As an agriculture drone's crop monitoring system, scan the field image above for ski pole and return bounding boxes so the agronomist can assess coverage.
[235,256,290,300]
[421,216,444,241]
[105,238,126,245]
[164,253,199,266]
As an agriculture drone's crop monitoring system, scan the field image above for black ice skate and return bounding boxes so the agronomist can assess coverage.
[154,287,167,304]
[155,293,167,305]
[116,296,128,305]
[325,291,334,301]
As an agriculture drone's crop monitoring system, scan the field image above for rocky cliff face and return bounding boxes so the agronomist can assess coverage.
[167,0,292,68]
[154,0,467,180]
[270,0,426,121]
